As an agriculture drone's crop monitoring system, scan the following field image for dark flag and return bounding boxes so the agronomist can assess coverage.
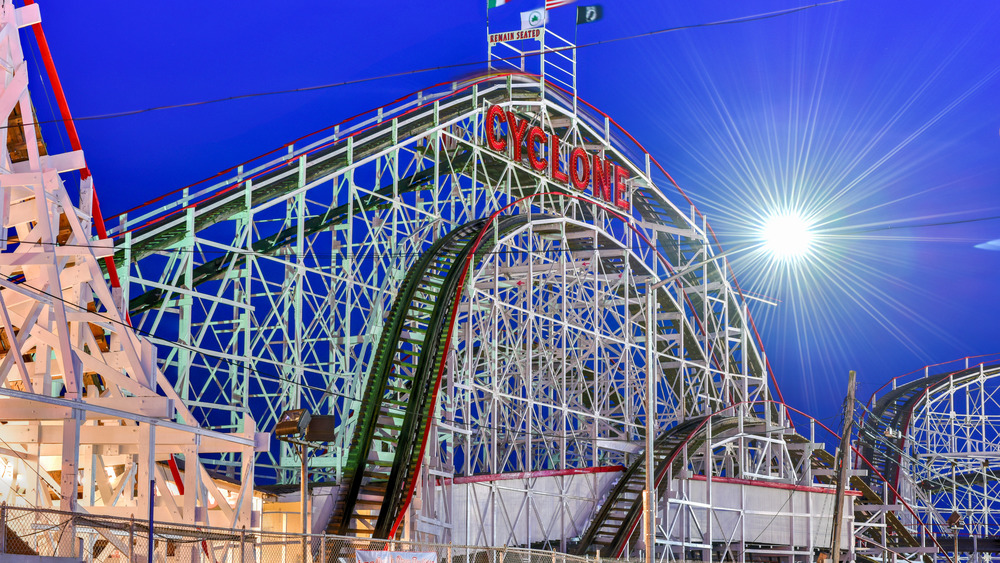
[576,4,603,24]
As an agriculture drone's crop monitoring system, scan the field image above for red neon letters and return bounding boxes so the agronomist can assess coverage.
[527,126,547,171]
[484,103,629,210]
[485,104,507,152]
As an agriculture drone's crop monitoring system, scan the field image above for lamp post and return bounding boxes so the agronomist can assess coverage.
[276,409,313,562]
[947,512,963,563]
[644,276,675,563]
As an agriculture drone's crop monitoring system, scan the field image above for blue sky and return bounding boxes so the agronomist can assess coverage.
[30,0,1000,426]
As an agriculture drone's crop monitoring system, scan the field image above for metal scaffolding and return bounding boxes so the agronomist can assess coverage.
[11,8,996,563]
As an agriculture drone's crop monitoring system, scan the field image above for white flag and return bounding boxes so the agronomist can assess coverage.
[521,8,547,29]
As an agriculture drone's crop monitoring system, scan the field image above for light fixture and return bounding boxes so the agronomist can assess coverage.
[275,409,312,437]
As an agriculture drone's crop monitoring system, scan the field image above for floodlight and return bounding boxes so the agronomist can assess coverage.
[275,409,312,437]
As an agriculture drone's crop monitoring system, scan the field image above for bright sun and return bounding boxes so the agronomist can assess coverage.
[761,212,814,259]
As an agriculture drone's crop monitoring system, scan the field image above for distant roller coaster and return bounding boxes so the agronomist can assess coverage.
[859,356,1000,557]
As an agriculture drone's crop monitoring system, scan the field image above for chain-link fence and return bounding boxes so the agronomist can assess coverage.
[0,503,613,563]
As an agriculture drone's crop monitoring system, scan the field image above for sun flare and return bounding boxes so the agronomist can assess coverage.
[760,212,814,260]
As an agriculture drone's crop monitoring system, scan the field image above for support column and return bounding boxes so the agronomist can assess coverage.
[138,423,157,562]
[58,407,83,556]
[831,370,856,563]
[644,285,656,563]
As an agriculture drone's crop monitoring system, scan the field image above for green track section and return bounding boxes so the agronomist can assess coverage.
[573,415,750,557]
[329,215,529,538]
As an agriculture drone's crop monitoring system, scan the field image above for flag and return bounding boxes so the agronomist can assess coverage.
[488,0,512,8]
[521,8,547,29]
[545,0,575,10]
[576,4,602,24]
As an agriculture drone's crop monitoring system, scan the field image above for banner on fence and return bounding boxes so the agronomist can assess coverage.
[356,551,438,563]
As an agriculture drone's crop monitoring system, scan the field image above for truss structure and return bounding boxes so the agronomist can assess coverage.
[0,10,915,562]
[100,26,829,558]
[861,356,1000,562]
[0,5,262,555]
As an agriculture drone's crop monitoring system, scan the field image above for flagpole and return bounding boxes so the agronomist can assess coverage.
[573,16,579,116]
[486,1,490,73]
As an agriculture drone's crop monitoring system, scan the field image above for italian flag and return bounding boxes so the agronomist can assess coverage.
[488,0,510,7]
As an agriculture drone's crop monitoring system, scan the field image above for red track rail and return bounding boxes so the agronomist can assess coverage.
[388,189,766,538]
[22,0,121,289]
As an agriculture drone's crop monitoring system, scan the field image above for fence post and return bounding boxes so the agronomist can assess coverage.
[322,533,327,563]
[448,544,452,563]
[241,525,246,563]
[1,502,6,554]
[129,515,135,563]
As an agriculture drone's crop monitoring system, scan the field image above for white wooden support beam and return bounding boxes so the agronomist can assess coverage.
[154,462,183,521]
[58,407,82,555]
[137,422,155,518]
[854,504,902,511]
[0,386,260,448]
[200,461,235,525]
[0,289,33,392]
[0,395,173,420]
[0,62,27,119]
[14,4,41,28]
[183,445,200,525]
[92,453,116,507]
[0,422,261,456]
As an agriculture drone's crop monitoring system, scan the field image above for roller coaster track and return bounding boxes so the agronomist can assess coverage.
[569,412,943,561]
[127,149,474,313]
[807,447,931,563]
[915,467,1000,494]
[575,427,938,561]
[326,207,719,540]
[116,74,770,408]
[857,363,1000,502]
[110,73,779,544]
[327,214,526,537]
[113,81,514,265]
[573,415,751,557]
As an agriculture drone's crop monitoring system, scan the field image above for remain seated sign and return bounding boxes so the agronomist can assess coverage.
[356,551,438,563]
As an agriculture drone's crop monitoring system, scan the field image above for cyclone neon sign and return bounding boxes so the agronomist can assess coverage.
[483,103,630,210]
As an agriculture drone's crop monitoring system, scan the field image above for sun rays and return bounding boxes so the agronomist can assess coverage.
[619,2,1000,414]
[759,211,815,261]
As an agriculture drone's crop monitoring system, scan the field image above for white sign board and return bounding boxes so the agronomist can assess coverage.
[356,551,438,563]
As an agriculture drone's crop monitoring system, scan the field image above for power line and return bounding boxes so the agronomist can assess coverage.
[8,1,846,130]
